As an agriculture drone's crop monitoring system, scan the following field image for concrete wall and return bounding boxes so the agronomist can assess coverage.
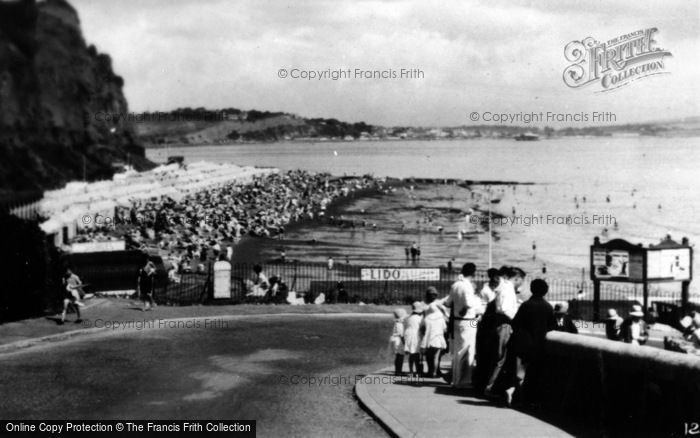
[538,331,700,437]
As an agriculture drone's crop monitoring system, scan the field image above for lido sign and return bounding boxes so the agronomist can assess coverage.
[360,268,440,281]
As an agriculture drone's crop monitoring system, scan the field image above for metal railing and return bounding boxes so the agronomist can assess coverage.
[73,259,692,321]
[223,261,687,319]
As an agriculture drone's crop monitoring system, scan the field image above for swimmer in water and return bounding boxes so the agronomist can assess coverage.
[606,195,610,203]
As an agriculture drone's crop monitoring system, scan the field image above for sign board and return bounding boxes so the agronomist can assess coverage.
[71,240,126,253]
[213,260,231,299]
[647,248,691,281]
[591,237,692,283]
[592,248,630,279]
[591,247,644,281]
[590,236,693,320]
[361,268,440,281]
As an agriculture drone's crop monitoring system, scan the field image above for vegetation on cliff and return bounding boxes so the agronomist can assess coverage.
[0,0,152,201]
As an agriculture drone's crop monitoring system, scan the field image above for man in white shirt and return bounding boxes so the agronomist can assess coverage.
[479,268,500,307]
[485,266,525,398]
[444,263,484,388]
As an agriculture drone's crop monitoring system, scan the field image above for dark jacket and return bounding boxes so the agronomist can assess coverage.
[619,317,649,345]
[511,296,555,361]
[138,268,155,295]
[605,316,623,341]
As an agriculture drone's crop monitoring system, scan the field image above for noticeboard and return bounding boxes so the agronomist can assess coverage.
[646,248,692,281]
[590,239,645,282]
[591,237,692,283]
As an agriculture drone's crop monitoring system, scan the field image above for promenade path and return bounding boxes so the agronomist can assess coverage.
[356,367,586,438]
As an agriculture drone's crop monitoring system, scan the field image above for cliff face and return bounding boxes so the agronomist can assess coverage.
[0,0,151,198]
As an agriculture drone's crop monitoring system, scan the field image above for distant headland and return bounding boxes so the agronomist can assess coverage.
[134,108,700,147]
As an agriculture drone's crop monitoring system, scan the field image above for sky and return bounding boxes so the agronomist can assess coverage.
[71,0,700,127]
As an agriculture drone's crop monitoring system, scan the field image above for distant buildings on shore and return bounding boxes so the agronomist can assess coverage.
[137,108,700,146]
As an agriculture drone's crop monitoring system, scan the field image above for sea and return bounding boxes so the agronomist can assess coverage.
[146,136,700,296]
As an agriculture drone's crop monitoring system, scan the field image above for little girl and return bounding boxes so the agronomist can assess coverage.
[420,287,448,378]
[389,308,407,375]
[404,301,425,377]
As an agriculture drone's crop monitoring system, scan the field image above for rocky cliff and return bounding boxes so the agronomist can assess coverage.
[0,0,152,200]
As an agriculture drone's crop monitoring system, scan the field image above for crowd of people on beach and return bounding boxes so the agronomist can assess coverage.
[388,263,658,408]
[71,171,378,276]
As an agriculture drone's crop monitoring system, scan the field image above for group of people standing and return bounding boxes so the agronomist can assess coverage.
[389,263,577,408]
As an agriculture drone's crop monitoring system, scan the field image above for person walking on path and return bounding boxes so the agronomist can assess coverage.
[63,268,86,307]
[444,262,483,388]
[59,269,84,325]
[137,260,157,311]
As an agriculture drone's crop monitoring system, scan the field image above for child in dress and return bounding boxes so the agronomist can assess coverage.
[389,308,407,375]
[404,301,425,377]
[420,287,448,378]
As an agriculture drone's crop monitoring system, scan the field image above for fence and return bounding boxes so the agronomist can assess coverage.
[69,258,695,321]
[223,261,690,320]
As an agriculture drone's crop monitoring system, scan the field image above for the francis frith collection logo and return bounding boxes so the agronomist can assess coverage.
[563,28,672,91]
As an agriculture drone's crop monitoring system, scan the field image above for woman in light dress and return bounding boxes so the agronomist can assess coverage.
[404,301,426,377]
[421,287,448,377]
[389,309,407,375]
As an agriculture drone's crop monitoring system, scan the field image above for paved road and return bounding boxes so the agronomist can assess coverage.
[0,312,394,437]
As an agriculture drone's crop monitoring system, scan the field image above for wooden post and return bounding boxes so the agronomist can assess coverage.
[642,248,649,316]
[593,280,601,321]
[681,281,690,314]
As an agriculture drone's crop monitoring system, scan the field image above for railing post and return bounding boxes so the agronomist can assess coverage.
[593,280,601,322]
[682,280,690,314]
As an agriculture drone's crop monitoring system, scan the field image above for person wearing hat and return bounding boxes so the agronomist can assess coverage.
[553,302,578,334]
[404,302,426,377]
[605,308,623,341]
[620,304,649,345]
[389,308,407,375]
